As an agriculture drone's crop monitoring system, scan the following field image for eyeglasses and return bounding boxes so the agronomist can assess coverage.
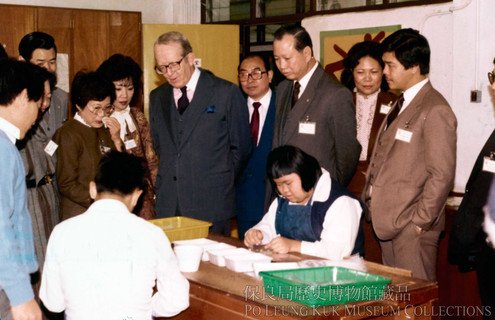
[87,104,114,117]
[238,69,267,82]
[488,71,495,85]
[155,57,185,74]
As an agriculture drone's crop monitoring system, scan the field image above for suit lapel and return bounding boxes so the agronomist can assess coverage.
[160,85,179,148]
[258,92,276,149]
[378,82,432,155]
[177,72,213,150]
[282,66,324,143]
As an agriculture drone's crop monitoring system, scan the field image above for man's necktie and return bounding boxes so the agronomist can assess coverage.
[386,94,404,129]
[291,81,301,109]
[177,86,189,115]
[250,102,261,146]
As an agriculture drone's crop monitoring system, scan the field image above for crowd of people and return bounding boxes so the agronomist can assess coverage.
[0,24,494,319]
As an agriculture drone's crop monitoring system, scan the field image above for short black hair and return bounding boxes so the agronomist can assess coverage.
[341,41,389,92]
[238,54,272,72]
[70,70,116,114]
[274,24,313,55]
[381,28,430,75]
[97,54,143,107]
[0,59,46,106]
[95,150,147,196]
[18,32,57,61]
[267,145,322,192]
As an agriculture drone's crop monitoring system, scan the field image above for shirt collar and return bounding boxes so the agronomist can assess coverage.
[247,88,272,109]
[402,78,429,108]
[0,116,21,143]
[74,112,91,127]
[185,67,201,91]
[297,61,319,93]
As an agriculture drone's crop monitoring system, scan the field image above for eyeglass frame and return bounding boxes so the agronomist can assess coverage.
[155,56,185,75]
[86,103,114,117]
[488,71,495,85]
[238,68,268,82]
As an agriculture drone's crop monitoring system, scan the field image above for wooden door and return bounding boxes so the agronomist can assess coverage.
[0,5,35,57]
[108,11,142,66]
[72,9,109,75]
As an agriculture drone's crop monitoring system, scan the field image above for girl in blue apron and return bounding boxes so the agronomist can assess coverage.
[244,145,364,260]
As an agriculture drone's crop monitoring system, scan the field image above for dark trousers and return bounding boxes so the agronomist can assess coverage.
[477,240,495,319]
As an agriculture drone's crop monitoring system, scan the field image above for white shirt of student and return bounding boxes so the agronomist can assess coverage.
[39,199,189,320]
[248,169,362,261]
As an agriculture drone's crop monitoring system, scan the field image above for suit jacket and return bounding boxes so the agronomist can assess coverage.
[273,64,360,186]
[364,81,457,240]
[448,128,495,270]
[235,91,276,229]
[348,91,396,196]
[150,69,251,222]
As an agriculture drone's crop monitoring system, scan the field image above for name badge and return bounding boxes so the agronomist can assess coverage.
[299,122,316,135]
[44,140,58,156]
[395,128,413,143]
[124,139,137,150]
[380,103,392,114]
[483,157,495,173]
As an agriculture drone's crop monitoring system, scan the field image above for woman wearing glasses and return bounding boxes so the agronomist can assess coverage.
[97,54,158,220]
[53,71,122,220]
[340,41,396,197]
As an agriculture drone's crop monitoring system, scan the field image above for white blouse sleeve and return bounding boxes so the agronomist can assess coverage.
[300,196,362,260]
[245,198,279,244]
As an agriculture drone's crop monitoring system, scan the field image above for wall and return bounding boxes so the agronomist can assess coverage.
[303,0,495,191]
[0,0,201,24]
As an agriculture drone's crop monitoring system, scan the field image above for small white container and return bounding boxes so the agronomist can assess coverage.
[200,242,235,261]
[173,238,219,261]
[173,244,203,272]
[207,247,249,267]
[224,252,272,273]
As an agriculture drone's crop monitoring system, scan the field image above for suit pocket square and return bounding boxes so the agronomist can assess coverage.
[206,105,216,113]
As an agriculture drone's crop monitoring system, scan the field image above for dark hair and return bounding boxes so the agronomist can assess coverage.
[340,41,389,92]
[274,24,313,55]
[267,145,322,193]
[238,54,271,72]
[95,150,146,196]
[18,32,57,61]
[0,45,8,60]
[97,54,143,107]
[70,70,116,114]
[0,59,45,106]
[381,28,430,75]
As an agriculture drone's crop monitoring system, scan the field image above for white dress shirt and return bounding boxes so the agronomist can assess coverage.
[294,61,319,99]
[39,199,190,320]
[0,116,20,143]
[248,169,362,260]
[247,89,272,144]
[173,67,201,108]
[399,78,429,115]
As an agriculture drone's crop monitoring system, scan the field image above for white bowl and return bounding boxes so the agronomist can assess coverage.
[200,243,235,261]
[224,252,272,273]
[207,247,249,267]
[173,238,219,261]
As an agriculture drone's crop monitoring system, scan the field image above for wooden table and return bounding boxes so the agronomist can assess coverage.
[161,235,438,320]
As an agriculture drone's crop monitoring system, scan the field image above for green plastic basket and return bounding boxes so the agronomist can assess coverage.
[259,266,391,307]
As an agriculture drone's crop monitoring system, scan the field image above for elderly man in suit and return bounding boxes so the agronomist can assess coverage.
[235,54,276,239]
[150,31,251,235]
[363,28,457,281]
[272,24,360,187]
